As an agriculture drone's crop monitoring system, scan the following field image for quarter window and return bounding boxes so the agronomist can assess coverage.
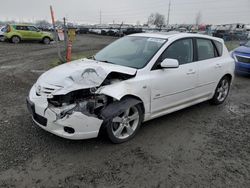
[27,26,38,31]
[161,39,193,65]
[197,39,216,60]
[214,40,223,56]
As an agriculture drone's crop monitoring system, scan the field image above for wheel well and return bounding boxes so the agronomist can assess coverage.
[222,74,232,83]
[43,36,51,40]
[11,35,21,40]
[98,94,145,137]
[120,95,145,115]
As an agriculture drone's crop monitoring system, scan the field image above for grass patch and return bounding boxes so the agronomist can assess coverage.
[50,50,98,67]
[225,41,240,51]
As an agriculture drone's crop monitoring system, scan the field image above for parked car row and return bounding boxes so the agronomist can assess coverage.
[76,27,143,37]
[213,30,249,41]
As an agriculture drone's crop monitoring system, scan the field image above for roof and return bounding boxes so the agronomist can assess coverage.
[130,32,224,43]
[10,23,35,26]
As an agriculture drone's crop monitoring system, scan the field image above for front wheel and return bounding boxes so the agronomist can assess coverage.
[106,104,143,144]
[11,36,20,44]
[210,76,231,105]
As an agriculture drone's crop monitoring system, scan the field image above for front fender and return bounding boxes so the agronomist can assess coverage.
[97,81,151,116]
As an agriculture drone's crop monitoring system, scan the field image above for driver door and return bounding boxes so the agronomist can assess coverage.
[149,38,198,117]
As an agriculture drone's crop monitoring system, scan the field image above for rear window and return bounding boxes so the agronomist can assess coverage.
[213,40,223,56]
[15,25,28,31]
[161,38,193,65]
[27,26,38,31]
[197,39,216,61]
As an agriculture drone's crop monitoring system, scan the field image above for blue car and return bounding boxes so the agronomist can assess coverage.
[232,41,250,75]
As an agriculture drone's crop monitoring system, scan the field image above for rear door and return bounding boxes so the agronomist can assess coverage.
[195,38,223,98]
[15,25,29,39]
[27,26,42,40]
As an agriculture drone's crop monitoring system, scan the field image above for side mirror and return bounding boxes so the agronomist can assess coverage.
[160,58,179,68]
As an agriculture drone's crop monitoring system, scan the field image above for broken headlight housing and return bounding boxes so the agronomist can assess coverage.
[48,89,109,117]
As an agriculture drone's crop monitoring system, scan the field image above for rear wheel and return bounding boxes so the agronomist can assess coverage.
[11,36,20,44]
[106,104,143,144]
[210,76,231,105]
[42,37,50,44]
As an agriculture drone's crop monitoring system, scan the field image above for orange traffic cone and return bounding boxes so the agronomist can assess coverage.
[66,41,72,62]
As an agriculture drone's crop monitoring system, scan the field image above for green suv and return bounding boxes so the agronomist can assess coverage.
[5,24,53,44]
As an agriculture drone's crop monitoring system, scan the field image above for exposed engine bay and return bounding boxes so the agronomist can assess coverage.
[45,72,135,122]
[48,89,110,120]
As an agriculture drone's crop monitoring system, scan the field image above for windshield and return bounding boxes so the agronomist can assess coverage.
[244,41,250,47]
[94,36,166,69]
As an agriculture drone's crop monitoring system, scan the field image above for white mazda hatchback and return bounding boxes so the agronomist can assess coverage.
[27,33,234,143]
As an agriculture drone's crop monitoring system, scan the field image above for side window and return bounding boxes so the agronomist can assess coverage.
[16,26,23,30]
[213,40,223,56]
[161,39,193,65]
[197,39,216,61]
[28,26,38,31]
[16,26,28,31]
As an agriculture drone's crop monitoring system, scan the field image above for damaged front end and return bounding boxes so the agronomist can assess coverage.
[27,59,138,139]
[47,89,110,121]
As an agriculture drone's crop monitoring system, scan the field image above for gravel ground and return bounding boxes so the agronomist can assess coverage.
[0,35,249,188]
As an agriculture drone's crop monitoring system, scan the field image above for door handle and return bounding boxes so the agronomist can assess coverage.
[186,69,196,75]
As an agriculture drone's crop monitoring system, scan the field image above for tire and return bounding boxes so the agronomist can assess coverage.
[210,76,231,105]
[0,36,5,42]
[42,37,50,44]
[106,104,143,144]
[11,36,21,44]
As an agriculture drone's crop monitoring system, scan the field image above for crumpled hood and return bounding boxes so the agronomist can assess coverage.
[234,46,250,54]
[36,59,137,95]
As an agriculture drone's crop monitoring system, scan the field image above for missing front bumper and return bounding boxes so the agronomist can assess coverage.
[26,97,47,126]
[26,95,103,140]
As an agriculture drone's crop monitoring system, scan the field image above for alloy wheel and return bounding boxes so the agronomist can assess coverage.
[216,79,229,102]
[111,106,140,140]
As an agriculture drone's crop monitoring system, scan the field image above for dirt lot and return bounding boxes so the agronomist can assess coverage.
[0,34,249,188]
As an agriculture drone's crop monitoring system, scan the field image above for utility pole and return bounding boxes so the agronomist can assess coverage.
[63,17,68,51]
[167,0,171,26]
[50,5,66,63]
[99,10,102,25]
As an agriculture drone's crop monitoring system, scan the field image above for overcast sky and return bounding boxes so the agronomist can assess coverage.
[0,0,250,25]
